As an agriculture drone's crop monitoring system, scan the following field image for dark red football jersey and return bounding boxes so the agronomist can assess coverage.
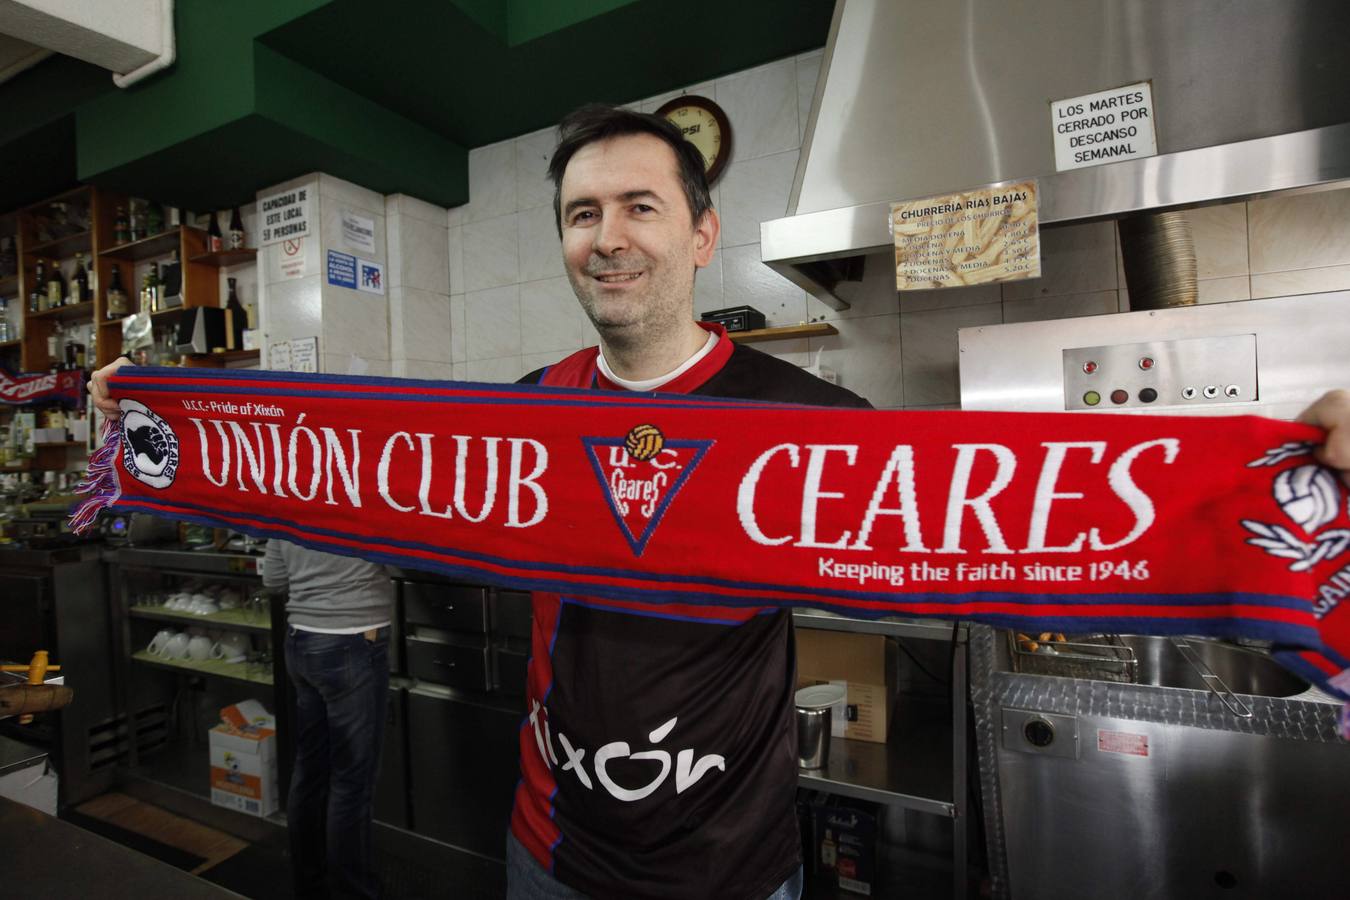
[510,324,869,899]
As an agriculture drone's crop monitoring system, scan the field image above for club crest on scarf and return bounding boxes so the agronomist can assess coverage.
[583,425,713,556]
[1243,442,1350,572]
[119,399,180,489]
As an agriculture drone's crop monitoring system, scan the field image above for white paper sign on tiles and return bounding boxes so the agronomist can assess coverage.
[342,210,376,255]
[258,186,312,245]
[290,337,319,373]
[268,340,292,371]
[268,236,315,281]
[1050,81,1157,172]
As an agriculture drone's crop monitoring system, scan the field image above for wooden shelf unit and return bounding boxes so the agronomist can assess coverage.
[13,185,104,372]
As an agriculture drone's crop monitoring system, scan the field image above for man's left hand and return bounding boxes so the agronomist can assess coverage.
[1298,389,1350,486]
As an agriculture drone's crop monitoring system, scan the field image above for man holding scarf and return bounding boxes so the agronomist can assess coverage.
[91,103,1350,900]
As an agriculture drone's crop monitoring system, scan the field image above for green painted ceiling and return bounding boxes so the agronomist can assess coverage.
[0,0,833,212]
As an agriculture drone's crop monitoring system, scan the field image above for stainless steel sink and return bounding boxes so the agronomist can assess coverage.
[1116,634,1308,697]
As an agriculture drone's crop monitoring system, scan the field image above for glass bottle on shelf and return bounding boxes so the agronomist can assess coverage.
[0,235,15,278]
[147,202,164,236]
[207,211,224,253]
[47,322,62,370]
[71,253,88,305]
[129,199,146,241]
[139,271,151,314]
[64,331,84,370]
[30,259,45,311]
[225,277,246,350]
[105,267,128,318]
[114,206,131,244]
[46,259,63,309]
[86,253,96,301]
[228,207,245,250]
[0,297,10,342]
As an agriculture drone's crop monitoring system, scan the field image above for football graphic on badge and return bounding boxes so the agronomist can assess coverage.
[624,424,665,462]
[120,399,179,489]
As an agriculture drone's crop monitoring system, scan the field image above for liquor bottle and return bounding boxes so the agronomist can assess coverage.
[228,207,245,250]
[105,267,128,318]
[207,211,224,253]
[114,206,131,244]
[46,260,64,308]
[72,253,88,305]
[0,296,10,342]
[0,235,14,278]
[30,258,44,311]
[129,199,145,241]
[86,253,96,302]
[147,202,164,236]
[148,264,161,312]
[225,277,246,350]
[47,321,62,370]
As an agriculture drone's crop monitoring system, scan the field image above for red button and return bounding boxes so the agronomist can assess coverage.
[1082,361,1098,375]
[1138,357,1155,370]
[1110,389,1129,405]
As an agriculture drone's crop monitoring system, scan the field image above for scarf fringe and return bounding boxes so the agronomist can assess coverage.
[69,419,121,535]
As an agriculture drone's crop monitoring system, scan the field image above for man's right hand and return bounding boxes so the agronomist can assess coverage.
[88,356,135,420]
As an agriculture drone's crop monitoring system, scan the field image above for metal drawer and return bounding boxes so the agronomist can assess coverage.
[402,582,488,633]
[405,635,489,690]
[492,590,533,639]
[493,645,529,697]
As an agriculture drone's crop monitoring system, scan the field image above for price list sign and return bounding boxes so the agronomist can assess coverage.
[890,180,1040,291]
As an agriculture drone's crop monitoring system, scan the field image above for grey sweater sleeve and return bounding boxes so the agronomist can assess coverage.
[265,540,394,630]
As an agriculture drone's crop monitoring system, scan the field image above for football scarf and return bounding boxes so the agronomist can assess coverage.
[71,366,1350,720]
[0,367,84,406]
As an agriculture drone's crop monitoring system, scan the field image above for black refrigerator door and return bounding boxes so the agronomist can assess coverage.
[374,686,409,829]
[406,690,520,860]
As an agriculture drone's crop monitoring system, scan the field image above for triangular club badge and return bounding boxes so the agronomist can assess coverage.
[582,425,713,557]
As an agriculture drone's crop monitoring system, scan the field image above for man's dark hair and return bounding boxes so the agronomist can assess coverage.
[549,103,714,238]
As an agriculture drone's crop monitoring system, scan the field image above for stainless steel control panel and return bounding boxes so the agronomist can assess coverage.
[1061,334,1257,411]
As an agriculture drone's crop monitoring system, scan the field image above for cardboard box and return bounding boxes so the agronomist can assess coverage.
[796,629,895,743]
[813,800,880,896]
[209,700,278,817]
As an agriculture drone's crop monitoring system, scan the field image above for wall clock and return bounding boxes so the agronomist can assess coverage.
[654,95,732,185]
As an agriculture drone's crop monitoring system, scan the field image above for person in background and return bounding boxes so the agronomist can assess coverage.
[263,538,393,900]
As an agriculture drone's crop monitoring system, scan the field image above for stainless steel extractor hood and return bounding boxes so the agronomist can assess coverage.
[762,0,1350,309]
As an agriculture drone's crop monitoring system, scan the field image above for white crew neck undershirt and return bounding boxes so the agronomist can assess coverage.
[597,330,719,392]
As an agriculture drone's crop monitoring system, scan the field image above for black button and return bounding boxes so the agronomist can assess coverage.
[1139,388,1158,403]
[1024,719,1055,748]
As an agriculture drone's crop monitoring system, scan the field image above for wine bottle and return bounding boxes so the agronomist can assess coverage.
[207,211,224,253]
[225,277,246,350]
[228,207,245,250]
[46,260,64,308]
[105,268,128,318]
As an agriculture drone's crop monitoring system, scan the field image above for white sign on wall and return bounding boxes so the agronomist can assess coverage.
[258,186,312,246]
[1050,81,1157,172]
[269,236,315,281]
[342,211,376,255]
[290,336,319,373]
[268,340,292,371]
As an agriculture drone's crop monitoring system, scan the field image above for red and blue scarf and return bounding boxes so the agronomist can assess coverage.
[71,366,1350,723]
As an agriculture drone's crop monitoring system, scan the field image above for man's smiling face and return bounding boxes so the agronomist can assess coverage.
[559,133,717,345]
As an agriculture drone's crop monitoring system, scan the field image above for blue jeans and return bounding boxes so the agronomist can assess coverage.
[285,627,390,900]
[505,831,803,900]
